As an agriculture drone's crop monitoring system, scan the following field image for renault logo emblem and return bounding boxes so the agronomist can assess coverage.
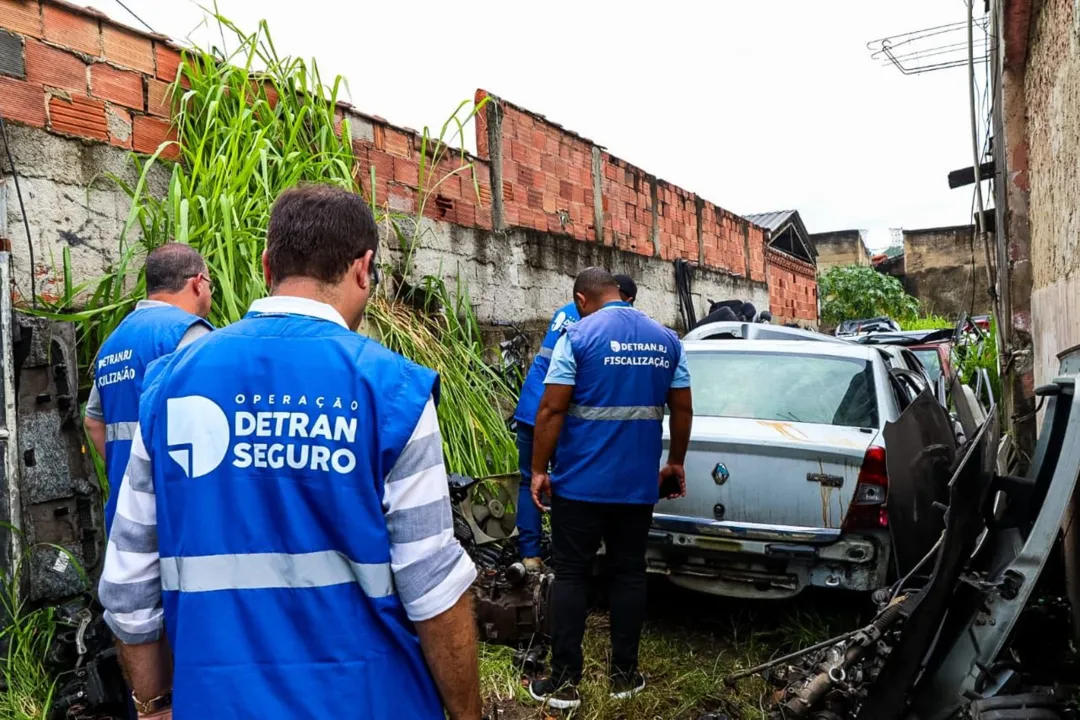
[712,463,730,485]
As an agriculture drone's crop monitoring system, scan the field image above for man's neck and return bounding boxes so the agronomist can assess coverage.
[596,292,624,307]
[271,279,361,330]
[146,292,198,316]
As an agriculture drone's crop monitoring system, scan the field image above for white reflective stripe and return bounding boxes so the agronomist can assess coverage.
[537,347,553,359]
[106,421,138,442]
[567,404,664,421]
[159,551,395,598]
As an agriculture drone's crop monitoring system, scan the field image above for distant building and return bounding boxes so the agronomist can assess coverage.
[893,225,992,318]
[810,229,872,272]
[745,210,819,327]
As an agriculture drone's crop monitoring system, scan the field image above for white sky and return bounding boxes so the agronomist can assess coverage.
[71,0,992,252]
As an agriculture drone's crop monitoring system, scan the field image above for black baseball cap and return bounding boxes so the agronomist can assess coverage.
[613,274,638,303]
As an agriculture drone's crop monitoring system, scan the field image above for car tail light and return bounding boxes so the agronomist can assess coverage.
[844,446,888,530]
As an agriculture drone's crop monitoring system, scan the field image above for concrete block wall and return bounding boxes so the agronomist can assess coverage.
[1024,0,1080,396]
[811,229,872,272]
[901,225,992,318]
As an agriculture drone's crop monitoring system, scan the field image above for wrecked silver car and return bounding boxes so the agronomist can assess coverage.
[649,339,904,599]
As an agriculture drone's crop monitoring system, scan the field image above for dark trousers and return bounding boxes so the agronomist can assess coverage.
[550,495,653,686]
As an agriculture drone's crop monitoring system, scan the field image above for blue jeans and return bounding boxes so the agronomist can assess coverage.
[516,423,544,558]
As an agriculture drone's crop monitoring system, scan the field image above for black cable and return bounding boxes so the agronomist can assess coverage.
[113,0,156,35]
[674,259,696,331]
[0,113,37,308]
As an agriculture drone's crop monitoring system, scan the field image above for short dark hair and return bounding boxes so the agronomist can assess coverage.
[613,274,637,302]
[741,302,757,321]
[573,267,619,301]
[145,243,206,295]
[266,184,378,285]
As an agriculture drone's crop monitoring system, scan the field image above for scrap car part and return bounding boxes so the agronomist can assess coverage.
[471,562,553,645]
[764,598,907,719]
[450,472,555,648]
[883,388,958,576]
[854,408,998,719]
[910,359,1080,718]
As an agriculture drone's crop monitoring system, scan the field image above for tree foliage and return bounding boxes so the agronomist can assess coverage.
[818,265,920,326]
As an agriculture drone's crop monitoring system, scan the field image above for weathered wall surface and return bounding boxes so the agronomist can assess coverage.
[1025,0,1080,393]
[901,225,993,318]
[398,219,769,334]
[810,230,872,272]
[1,123,168,303]
[0,0,789,337]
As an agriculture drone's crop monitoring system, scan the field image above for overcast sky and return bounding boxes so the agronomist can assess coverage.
[71,0,992,251]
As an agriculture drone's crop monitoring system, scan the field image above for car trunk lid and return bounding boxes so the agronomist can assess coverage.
[661,416,880,537]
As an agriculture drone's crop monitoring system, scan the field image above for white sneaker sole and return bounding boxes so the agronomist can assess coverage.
[529,687,581,710]
[610,682,646,700]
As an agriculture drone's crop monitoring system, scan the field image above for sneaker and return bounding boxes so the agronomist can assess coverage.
[528,677,581,710]
[522,557,544,572]
[610,671,646,700]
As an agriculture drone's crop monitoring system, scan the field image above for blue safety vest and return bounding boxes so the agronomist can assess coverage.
[551,304,680,504]
[138,311,444,719]
[514,302,579,425]
[95,304,211,535]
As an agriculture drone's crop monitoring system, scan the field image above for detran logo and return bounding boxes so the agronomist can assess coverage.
[609,340,621,353]
[166,396,231,478]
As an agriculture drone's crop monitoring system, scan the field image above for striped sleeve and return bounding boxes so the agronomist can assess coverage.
[99,425,163,644]
[383,396,476,622]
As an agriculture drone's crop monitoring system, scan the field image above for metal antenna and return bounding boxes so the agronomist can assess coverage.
[867,17,993,75]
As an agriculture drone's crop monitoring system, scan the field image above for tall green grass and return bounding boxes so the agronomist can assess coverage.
[0,531,87,720]
[39,12,515,479]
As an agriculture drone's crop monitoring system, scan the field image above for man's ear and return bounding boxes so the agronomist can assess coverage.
[262,251,272,288]
[355,249,374,290]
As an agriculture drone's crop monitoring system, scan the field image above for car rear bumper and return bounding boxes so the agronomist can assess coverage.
[646,517,890,599]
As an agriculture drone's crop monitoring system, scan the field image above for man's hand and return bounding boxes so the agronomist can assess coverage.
[531,471,551,511]
[659,463,686,499]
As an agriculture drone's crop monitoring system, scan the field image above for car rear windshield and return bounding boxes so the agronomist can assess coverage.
[912,348,943,384]
[684,351,879,428]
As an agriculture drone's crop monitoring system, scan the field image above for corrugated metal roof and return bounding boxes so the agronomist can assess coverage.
[744,210,799,233]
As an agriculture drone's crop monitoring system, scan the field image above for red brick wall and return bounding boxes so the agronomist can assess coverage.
[0,0,180,157]
[343,107,493,231]
[767,247,818,325]
[476,91,769,282]
[0,1,794,304]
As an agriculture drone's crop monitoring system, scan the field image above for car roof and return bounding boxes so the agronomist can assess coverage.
[683,338,884,362]
[682,321,847,344]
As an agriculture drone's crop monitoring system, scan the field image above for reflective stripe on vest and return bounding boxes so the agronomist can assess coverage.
[551,304,679,504]
[160,551,394,598]
[143,312,445,718]
[537,346,553,359]
[106,421,139,442]
[567,404,664,421]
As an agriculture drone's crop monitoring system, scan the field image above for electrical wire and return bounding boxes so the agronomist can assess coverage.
[113,0,156,35]
[0,113,37,308]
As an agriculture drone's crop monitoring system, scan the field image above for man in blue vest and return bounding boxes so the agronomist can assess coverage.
[527,268,693,710]
[98,184,482,719]
[83,243,214,537]
[512,299,579,569]
[513,274,639,569]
